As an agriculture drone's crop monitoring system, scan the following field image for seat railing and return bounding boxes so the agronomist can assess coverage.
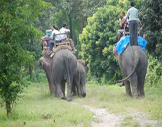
[53,32,70,47]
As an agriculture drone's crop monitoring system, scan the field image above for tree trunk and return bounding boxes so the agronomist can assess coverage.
[28,65,32,79]
[69,14,73,39]
[80,16,84,32]
[6,101,11,117]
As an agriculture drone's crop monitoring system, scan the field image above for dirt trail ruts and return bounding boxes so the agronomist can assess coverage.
[73,102,161,127]
[73,102,122,127]
[83,105,122,127]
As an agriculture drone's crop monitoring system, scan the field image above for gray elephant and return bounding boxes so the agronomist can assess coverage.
[39,55,56,95]
[40,47,77,101]
[72,60,86,97]
[39,47,56,95]
[117,46,148,98]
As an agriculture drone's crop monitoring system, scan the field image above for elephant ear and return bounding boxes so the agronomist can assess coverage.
[42,57,51,67]
[42,46,50,56]
[77,59,85,66]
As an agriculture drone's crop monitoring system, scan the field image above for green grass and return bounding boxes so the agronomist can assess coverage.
[74,83,162,120]
[0,82,161,127]
[0,83,93,127]
[121,116,140,127]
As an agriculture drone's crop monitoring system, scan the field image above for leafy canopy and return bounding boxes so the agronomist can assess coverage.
[0,0,50,115]
[140,0,162,60]
[79,0,130,82]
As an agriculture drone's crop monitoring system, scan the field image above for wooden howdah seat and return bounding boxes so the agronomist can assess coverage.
[55,40,71,47]
[50,39,72,58]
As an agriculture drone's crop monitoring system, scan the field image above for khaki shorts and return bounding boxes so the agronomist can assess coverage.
[118,29,125,34]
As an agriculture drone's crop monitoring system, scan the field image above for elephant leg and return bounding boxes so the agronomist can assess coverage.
[72,84,77,96]
[48,83,53,95]
[76,83,82,97]
[56,83,64,99]
[124,80,132,97]
[45,71,55,95]
[50,83,57,97]
[61,81,66,99]
[67,78,73,101]
[76,86,79,96]
[129,73,139,99]
[138,74,145,98]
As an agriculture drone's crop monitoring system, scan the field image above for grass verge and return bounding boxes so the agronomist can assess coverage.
[0,83,93,127]
[74,82,162,120]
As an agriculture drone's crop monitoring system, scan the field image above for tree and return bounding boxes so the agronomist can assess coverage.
[139,0,162,88]
[0,0,50,116]
[79,0,130,82]
[44,0,106,41]
[140,0,162,60]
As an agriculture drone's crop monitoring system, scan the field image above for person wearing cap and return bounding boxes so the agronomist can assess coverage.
[126,1,139,45]
[41,29,52,50]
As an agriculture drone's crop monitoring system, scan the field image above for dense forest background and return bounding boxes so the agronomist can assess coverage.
[0,0,161,115]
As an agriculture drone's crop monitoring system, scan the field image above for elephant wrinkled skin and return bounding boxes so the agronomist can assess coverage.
[73,61,86,97]
[40,48,77,101]
[118,46,148,98]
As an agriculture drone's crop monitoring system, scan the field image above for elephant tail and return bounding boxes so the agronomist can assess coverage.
[63,55,71,87]
[114,49,140,84]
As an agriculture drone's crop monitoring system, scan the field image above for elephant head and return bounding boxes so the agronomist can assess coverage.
[38,47,56,95]
[73,60,86,97]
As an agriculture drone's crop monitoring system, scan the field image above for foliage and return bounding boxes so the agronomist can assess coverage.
[145,55,162,88]
[0,0,50,116]
[43,0,106,57]
[79,0,130,82]
[140,0,162,89]
[0,43,32,104]
[140,0,162,60]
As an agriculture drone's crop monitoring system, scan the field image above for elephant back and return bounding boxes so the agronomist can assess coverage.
[51,41,73,58]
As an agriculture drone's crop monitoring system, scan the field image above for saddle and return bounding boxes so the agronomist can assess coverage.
[50,41,72,58]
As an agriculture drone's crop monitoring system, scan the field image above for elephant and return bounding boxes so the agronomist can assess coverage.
[39,55,56,96]
[39,47,56,95]
[72,60,86,97]
[40,47,77,101]
[117,46,148,98]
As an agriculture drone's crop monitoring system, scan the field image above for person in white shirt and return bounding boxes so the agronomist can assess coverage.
[126,1,139,45]
[59,24,70,40]
[59,24,76,52]
[50,26,61,43]
[49,25,61,52]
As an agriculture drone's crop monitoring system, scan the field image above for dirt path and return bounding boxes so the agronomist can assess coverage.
[83,105,122,127]
[73,102,122,127]
[73,102,160,127]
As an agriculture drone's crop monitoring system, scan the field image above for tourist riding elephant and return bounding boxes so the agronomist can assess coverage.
[117,46,148,98]
[72,60,86,97]
[40,47,77,101]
